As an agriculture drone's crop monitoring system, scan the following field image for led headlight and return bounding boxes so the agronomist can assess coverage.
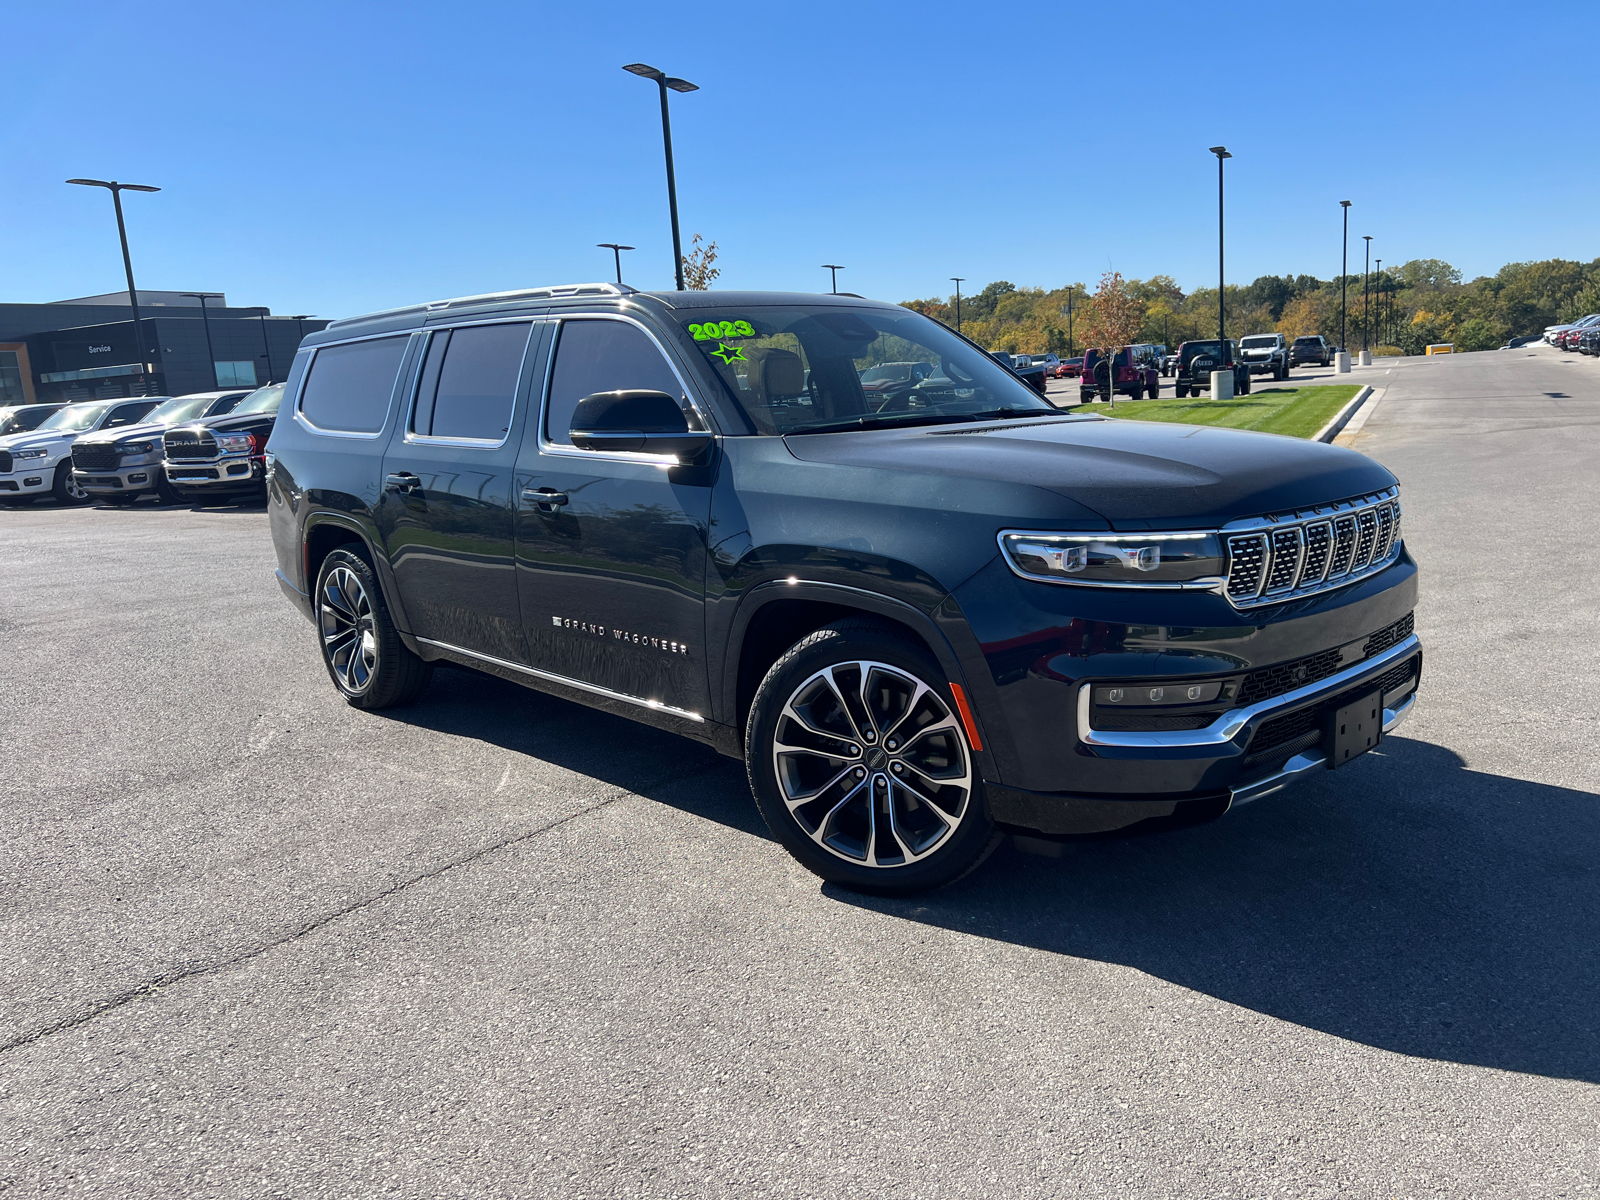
[214,432,256,454]
[999,530,1227,589]
[11,447,48,461]
[119,441,154,454]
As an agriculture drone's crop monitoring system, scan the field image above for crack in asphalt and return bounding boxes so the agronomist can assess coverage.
[0,760,729,1057]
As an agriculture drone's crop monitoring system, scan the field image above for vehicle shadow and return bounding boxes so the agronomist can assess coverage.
[380,669,1600,1084]
[832,736,1600,1085]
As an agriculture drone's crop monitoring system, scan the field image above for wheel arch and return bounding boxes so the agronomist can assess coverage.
[723,580,987,757]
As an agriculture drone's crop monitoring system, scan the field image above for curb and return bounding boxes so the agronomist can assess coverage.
[1315,385,1374,443]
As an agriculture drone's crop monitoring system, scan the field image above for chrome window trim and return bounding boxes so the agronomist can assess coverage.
[535,311,714,469]
[1076,633,1420,749]
[292,331,422,442]
[415,637,704,723]
[401,318,542,450]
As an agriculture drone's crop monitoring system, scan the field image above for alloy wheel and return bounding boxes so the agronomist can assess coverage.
[771,660,972,868]
[319,566,379,694]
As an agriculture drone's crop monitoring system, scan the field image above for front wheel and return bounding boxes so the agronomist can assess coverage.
[314,547,433,709]
[746,618,998,895]
[1238,373,1251,395]
[52,463,90,506]
[1146,376,1160,398]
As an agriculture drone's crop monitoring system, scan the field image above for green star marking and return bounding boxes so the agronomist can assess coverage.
[710,342,746,366]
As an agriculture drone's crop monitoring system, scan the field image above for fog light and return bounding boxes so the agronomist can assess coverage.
[1105,688,1124,703]
[129,473,148,483]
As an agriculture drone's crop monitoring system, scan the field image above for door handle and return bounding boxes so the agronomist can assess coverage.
[523,487,569,510]
[386,472,422,493]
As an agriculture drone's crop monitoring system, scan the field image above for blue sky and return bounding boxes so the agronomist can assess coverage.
[1,0,1584,320]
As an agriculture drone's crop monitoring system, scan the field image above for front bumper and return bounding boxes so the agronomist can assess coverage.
[75,458,163,494]
[1243,358,1279,373]
[165,454,263,491]
[0,464,54,494]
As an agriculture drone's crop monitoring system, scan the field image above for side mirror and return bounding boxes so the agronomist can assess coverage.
[568,390,713,460]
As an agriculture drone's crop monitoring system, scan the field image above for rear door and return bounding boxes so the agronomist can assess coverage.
[377,318,544,665]
[512,314,714,720]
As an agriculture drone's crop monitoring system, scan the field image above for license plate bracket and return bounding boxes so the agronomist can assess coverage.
[1326,689,1383,769]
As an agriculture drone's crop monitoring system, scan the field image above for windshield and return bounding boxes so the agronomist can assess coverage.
[38,403,113,432]
[1293,337,1320,346]
[1181,340,1230,360]
[1240,336,1277,348]
[681,306,1054,434]
[147,395,227,425]
[232,383,285,415]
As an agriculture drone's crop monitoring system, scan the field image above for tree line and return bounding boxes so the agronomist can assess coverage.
[901,257,1600,355]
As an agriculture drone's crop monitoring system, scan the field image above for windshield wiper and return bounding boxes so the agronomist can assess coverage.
[963,407,1058,422]
[786,413,983,436]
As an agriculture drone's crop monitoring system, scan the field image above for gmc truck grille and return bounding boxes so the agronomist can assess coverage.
[1224,491,1401,607]
[71,445,121,471]
[164,431,219,460]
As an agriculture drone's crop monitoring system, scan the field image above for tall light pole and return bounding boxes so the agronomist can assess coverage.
[66,178,160,393]
[1374,259,1382,346]
[1362,235,1372,354]
[821,264,844,294]
[1340,200,1352,353]
[623,64,698,291]
[289,316,314,351]
[597,243,634,285]
[950,277,964,333]
[180,292,223,388]
[1209,147,1231,346]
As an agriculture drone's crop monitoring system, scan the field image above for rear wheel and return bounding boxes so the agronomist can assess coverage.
[1146,376,1160,398]
[746,618,998,895]
[1238,372,1252,395]
[314,547,433,709]
[51,462,90,505]
[1128,381,1143,401]
[1175,383,1189,398]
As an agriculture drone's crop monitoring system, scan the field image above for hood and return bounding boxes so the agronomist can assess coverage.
[781,414,1396,528]
[74,419,181,447]
[0,427,83,453]
[170,410,279,438]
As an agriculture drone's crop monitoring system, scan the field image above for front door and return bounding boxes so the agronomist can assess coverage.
[514,316,713,719]
[378,319,542,665]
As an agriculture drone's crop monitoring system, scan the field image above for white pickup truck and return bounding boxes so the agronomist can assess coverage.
[0,397,164,505]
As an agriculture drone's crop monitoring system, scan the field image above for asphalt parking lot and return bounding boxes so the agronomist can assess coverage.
[2,347,1597,1198]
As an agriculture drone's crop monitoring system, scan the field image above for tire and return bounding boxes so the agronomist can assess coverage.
[1147,376,1160,398]
[154,472,184,506]
[1238,372,1251,395]
[745,618,998,895]
[1128,381,1143,401]
[314,547,433,710]
[1175,383,1189,398]
[51,462,91,505]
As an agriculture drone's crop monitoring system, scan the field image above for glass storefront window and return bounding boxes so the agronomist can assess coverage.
[215,361,257,387]
[0,351,25,406]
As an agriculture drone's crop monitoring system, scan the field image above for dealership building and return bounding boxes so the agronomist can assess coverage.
[0,291,330,406]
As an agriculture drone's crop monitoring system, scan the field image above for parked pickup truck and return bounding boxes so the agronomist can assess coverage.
[71,389,253,504]
[163,383,285,504]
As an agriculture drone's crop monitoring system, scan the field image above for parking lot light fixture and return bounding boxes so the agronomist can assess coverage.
[1210,147,1231,346]
[623,64,698,291]
[67,178,161,392]
[180,293,224,388]
[597,243,635,285]
[1363,235,1373,354]
[822,264,844,294]
[950,277,964,332]
[1374,260,1382,345]
[1340,201,1352,353]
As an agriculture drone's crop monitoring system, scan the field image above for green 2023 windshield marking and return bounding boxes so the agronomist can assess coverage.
[689,320,755,341]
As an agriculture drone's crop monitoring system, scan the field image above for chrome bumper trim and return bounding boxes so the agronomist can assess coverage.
[1077,633,1421,749]
[1229,692,1418,807]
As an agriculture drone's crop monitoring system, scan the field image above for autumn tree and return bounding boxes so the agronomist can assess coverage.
[681,234,720,290]
[1077,271,1144,407]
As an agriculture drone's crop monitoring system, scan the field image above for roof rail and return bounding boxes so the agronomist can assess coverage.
[326,282,638,329]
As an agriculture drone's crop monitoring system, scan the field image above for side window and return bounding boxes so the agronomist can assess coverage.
[412,322,532,442]
[104,402,153,428]
[298,336,409,435]
[544,319,684,446]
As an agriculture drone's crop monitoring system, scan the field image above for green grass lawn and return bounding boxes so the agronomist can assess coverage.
[1058,384,1362,439]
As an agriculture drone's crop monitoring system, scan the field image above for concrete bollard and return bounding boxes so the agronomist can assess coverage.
[1335,351,1351,373]
[1359,349,1372,366]
[1210,369,1234,400]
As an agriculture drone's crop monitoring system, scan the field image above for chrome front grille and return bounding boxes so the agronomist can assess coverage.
[1224,491,1402,608]
[164,430,218,461]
